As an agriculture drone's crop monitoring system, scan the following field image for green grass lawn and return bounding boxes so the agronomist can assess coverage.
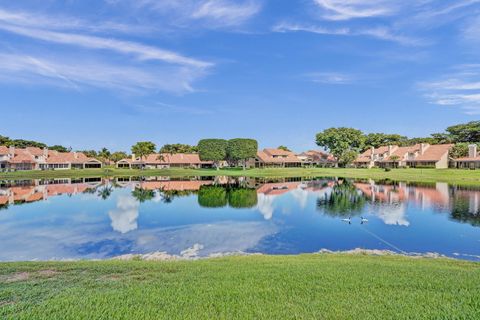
[1,167,480,185]
[1,254,479,319]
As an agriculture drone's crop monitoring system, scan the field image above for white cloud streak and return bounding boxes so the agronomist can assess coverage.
[111,0,261,28]
[0,6,212,93]
[313,0,399,20]
[419,65,480,115]
[273,22,420,45]
[305,72,353,85]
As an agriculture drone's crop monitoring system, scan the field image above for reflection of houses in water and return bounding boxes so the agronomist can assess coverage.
[256,182,301,196]
[354,181,450,210]
[0,178,103,206]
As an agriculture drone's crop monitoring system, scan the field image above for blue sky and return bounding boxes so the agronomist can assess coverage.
[0,0,479,152]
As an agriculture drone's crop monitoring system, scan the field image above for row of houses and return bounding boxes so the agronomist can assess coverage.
[0,146,102,171]
[116,148,337,170]
[2,144,479,171]
[354,143,480,169]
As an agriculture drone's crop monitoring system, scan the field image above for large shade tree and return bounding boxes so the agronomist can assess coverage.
[445,121,480,143]
[227,138,258,169]
[198,139,228,170]
[316,127,365,167]
[364,133,407,149]
[131,141,156,168]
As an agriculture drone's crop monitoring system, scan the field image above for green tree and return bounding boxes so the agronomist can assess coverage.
[0,135,10,146]
[277,145,291,152]
[198,186,227,208]
[49,145,70,152]
[110,151,128,163]
[316,127,365,167]
[159,144,198,154]
[80,150,98,158]
[7,139,47,148]
[228,188,258,208]
[98,148,111,164]
[446,121,480,143]
[198,139,228,170]
[131,141,156,168]
[450,143,470,159]
[364,133,407,149]
[227,138,258,170]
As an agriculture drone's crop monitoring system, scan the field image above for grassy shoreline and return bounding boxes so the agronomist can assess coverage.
[1,167,480,185]
[1,254,479,319]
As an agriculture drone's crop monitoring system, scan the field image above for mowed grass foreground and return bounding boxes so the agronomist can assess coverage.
[1,254,479,319]
[1,167,480,185]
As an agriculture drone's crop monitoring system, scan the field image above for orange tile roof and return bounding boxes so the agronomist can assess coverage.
[257,149,301,164]
[382,145,421,162]
[414,144,453,162]
[0,146,9,155]
[356,146,396,163]
[10,150,36,164]
[25,147,44,156]
[131,153,212,165]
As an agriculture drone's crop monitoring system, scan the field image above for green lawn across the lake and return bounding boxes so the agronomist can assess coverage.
[1,254,479,319]
[1,167,480,185]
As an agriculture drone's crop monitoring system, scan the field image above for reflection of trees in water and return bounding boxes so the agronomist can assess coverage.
[131,187,155,203]
[450,195,480,227]
[159,189,198,204]
[317,180,366,217]
[198,186,228,208]
[97,185,113,200]
[0,203,8,211]
[198,185,258,209]
[228,188,258,209]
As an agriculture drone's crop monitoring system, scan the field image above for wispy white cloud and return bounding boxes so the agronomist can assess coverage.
[110,0,261,28]
[0,23,211,68]
[0,53,204,93]
[313,0,399,20]
[272,22,420,45]
[0,7,149,34]
[418,65,480,114]
[305,72,354,85]
[0,6,212,93]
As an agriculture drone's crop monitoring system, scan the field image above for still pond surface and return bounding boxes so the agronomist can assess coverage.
[1,176,479,261]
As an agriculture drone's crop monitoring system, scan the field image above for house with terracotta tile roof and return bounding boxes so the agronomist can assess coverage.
[116,153,214,169]
[0,146,102,171]
[297,150,337,167]
[454,145,480,169]
[354,145,399,168]
[355,144,454,169]
[252,148,302,168]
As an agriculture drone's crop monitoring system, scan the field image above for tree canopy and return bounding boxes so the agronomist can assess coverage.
[198,139,228,168]
[316,127,365,166]
[110,151,128,163]
[277,145,291,152]
[131,141,156,161]
[445,121,480,143]
[364,133,407,148]
[227,138,258,169]
[159,144,198,154]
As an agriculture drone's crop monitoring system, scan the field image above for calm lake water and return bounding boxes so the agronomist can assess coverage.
[1,176,479,261]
